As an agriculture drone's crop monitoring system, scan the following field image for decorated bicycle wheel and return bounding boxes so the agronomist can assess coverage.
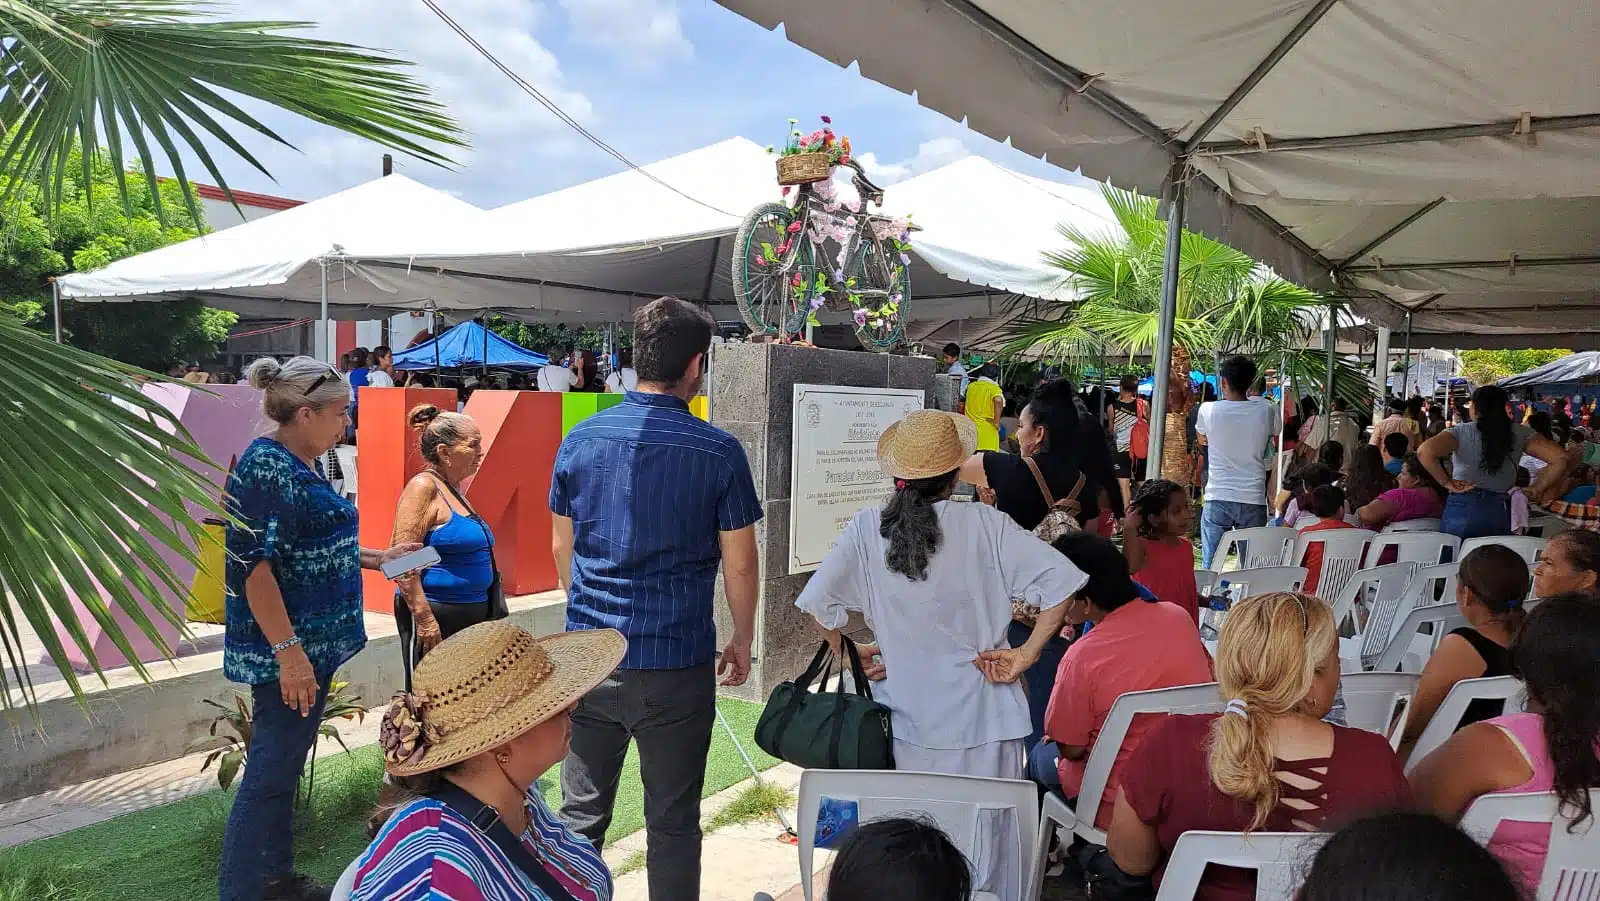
[850,236,910,352]
[732,203,815,337]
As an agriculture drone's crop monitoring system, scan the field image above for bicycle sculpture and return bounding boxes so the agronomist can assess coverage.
[731,116,913,352]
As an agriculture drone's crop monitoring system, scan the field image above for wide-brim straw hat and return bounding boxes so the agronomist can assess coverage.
[381,622,626,777]
[876,410,978,481]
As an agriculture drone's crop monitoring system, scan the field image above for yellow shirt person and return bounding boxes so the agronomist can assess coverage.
[965,374,1004,452]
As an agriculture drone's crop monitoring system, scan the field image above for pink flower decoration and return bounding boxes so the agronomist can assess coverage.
[838,154,850,165]
[792,272,803,287]
[853,308,868,326]
[782,186,792,197]
[753,257,766,267]
[786,221,802,233]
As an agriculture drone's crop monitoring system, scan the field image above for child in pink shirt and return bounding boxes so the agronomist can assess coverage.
[1122,479,1201,623]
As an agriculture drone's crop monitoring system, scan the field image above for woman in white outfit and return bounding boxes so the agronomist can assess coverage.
[795,410,1088,897]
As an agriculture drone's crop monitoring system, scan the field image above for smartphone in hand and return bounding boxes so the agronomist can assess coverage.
[381,546,442,581]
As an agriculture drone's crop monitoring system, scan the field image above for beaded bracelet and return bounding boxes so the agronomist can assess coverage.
[271,635,303,654]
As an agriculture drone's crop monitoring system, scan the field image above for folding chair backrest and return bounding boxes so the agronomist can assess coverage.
[1295,529,1377,603]
[1196,569,1219,598]
[1339,671,1422,748]
[334,445,359,498]
[1153,831,1328,901]
[1374,601,1468,673]
[1365,530,1459,566]
[1459,535,1548,567]
[1326,561,1417,640]
[1459,789,1600,901]
[1382,517,1443,533]
[331,858,359,901]
[1355,562,1445,667]
[796,769,1039,901]
[1214,527,1298,569]
[1404,675,1527,774]
[1525,515,1573,539]
[1073,683,1223,847]
[1224,566,1308,598]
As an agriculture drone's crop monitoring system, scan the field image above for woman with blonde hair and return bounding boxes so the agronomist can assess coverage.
[1104,592,1410,901]
[391,404,498,688]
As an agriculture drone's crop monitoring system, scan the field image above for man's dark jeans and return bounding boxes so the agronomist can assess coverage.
[560,664,716,901]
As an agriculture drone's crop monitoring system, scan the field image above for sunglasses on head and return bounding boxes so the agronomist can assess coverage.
[304,367,341,396]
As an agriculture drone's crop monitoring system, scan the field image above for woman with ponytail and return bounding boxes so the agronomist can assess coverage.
[1419,384,1567,538]
[1104,592,1410,901]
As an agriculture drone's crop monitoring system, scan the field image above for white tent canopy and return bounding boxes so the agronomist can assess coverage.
[360,137,1113,324]
[711,0,1599,346]
[58,175,493,320]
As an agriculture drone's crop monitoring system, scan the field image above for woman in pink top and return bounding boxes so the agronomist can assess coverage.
[1411,592,1600,895]
[1122,479,1200,623]
[1355,453,1446,529]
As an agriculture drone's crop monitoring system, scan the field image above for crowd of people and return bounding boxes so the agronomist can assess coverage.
[215,315,1600,901]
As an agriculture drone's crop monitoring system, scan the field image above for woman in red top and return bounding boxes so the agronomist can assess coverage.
[1122,479,1200,622]
[1105,592,1411,901]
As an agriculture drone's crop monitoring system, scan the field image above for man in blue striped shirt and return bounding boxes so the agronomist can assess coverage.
[550,297,762,901]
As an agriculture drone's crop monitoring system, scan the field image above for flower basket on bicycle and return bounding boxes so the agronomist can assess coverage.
[776,151,833,186]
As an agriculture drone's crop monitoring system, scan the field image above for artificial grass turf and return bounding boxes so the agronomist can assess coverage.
[0,697,779,901]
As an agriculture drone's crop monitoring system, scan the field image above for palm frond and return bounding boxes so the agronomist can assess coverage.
[1279,348,1374,410]
[0,312,226,709]
[0,0,467,223]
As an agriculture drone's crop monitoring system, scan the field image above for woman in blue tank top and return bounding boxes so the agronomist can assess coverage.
[391,404,497,686]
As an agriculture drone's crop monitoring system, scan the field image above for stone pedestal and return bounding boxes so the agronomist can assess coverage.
[709,343,937,701]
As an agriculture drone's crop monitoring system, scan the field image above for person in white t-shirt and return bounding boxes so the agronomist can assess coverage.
[604,347,638,393]
[366,345,397,388]
[1196,355,1278,568]
[537,349,579,392]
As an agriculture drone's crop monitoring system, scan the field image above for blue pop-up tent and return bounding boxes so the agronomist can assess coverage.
[392,321,548,371]
[1137,370,1220,396]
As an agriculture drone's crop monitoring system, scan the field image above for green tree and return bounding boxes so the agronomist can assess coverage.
[1459,349,1572,387]
[487,317,615,354]
[2,148,240,369]
[0,1,463,709]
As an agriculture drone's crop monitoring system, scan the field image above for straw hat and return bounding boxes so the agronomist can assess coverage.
[380,622,626,777]
[876,410,978,481]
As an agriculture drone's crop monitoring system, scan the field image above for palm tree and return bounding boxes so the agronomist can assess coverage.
[1002,185,1369,482]
[0,1,465,709]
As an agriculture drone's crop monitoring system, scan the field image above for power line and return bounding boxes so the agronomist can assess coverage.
[417,0,740,220]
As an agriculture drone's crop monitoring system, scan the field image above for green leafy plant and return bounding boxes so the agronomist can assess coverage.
[0,1,463,713]
[186,680,366,799]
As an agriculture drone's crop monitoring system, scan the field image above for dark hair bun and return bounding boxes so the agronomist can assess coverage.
[407,403,441,431]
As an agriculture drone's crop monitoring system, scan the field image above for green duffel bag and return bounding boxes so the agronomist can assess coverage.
[755,636,894,770]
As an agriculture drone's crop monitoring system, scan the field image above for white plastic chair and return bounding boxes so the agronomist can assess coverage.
[1354,563,1460,671]
[1152,830,1328,901]
[1373,601,1468,673]
[1294,529,1377,603]
[1339,671,1422,749]
[1219,566,1308,597]
[1212,527,1298,569]
[1031,683,1224,901]
[1459,789,1600,901]
[1382,517,1443,533]
[331,858,359,901]
[799,769,1036,901]
[1326,562,1418,670]
[334,445,358,499]
[1195,569,1219,598]
[1365,530,1460,567]
[1404,675,1528,774]
[1459,535,1548,568]
[1525,514,1573,539]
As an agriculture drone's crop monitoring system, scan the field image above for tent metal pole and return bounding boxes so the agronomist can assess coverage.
[51,280,62,343]
[1373,325,1391,418]
[1323,305,1337,421]
[1276,349,1291,497]
[482,312,490,382]
[1197,112,1600,156]
[318,258,331,364]
[1145,164,1187,479]
[1399,313,1414,398]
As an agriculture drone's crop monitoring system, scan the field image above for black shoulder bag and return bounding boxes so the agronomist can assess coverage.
[433,475,508,620]
[428,784,579,901]
[754,635,894,770]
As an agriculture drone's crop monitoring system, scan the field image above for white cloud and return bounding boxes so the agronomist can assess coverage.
[856,137,970,185]
[558,0,693,63]
[203,0,596,204]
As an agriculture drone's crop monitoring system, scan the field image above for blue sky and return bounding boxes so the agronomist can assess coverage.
[210,0,1095,206]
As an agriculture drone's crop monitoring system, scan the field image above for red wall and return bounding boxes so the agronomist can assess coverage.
[462,390,564,595]
[357,387,457,612]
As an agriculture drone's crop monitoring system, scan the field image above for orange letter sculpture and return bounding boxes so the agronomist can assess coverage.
[463,390,563,595]
[357,386,458,612]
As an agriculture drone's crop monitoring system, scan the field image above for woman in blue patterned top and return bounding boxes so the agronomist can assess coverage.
[220,355,420,901]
